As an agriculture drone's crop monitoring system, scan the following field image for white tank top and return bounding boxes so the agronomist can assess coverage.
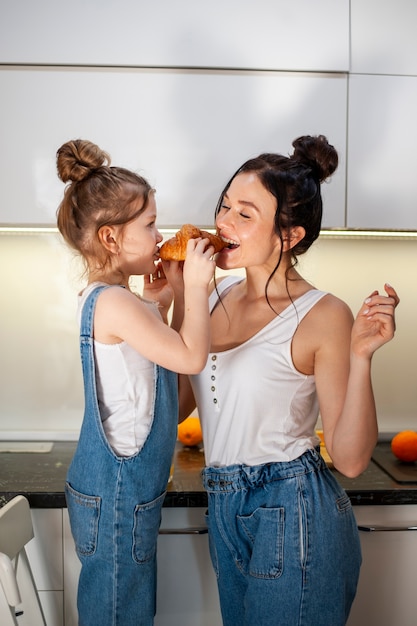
[78,282,160,457]
[190,276,327,467]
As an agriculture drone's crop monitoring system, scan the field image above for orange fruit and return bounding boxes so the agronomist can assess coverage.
[391,430,417,462]
[177,416,203,447]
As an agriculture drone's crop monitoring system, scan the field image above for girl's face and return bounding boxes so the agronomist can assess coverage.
[118,193,163,276]
[215,172,281,270]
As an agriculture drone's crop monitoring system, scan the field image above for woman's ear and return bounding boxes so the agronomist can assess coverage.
[283,226,306,251]
[98,225,120,254]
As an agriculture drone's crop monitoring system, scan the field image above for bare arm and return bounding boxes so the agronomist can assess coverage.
[178,374,197,422]
[314,285,399,478]
[93,239,215,374]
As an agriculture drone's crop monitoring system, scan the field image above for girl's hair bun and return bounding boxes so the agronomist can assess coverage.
[56,139,110,184]
[292,135,338,182]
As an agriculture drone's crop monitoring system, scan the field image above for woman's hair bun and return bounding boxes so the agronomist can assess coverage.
[292,135,338,182]
[56,139,110,184]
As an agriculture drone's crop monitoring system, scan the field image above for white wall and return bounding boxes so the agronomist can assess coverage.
[0,231,415,438]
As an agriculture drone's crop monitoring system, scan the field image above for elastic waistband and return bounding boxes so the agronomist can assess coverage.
[202,447,326,493]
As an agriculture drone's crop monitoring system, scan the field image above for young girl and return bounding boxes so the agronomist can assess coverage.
[56,139,215,626]
[179,135,399,626]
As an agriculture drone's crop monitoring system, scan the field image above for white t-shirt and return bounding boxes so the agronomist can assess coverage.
[78,282,160,457]
[190,276,327,467]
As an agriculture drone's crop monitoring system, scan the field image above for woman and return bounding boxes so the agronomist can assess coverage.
[179,135,399,626]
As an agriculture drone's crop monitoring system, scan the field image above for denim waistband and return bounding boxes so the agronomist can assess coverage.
[202,447,326,492]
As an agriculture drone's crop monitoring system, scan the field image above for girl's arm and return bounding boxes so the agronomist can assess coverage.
[93,238,215,374]
[315,284,399,478]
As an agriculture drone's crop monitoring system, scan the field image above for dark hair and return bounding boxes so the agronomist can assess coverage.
[56,139,153,270]
[216,134,338,257]
[214,134,338,308]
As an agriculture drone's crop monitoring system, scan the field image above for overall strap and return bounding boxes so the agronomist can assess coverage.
[80,285,111,338]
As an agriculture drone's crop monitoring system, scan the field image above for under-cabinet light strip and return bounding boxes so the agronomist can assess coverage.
[1,226,417,240]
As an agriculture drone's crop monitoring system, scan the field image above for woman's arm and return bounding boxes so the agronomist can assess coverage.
[314,284,399,478]
[178,374,197,423]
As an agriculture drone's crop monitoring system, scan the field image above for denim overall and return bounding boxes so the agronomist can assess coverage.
[65,285,178,626]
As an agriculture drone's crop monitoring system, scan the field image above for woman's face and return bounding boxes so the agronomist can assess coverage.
[215,172,281,270]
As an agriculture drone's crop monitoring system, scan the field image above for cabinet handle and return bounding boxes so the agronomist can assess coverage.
[159,527,208,535]
[358,525,417,532]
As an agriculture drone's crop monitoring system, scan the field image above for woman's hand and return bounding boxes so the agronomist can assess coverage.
[351,283,400,358]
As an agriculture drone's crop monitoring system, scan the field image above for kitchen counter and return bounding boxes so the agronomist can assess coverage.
[1,441,417,509]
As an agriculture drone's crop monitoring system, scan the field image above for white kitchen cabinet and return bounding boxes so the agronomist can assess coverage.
[347,74,417,230]
[0,1,349,71]
[62,510,79,626]
[156,508,221,626]
[63,507,222,626]
[0,68,347,227]
[25,509,64,626]
[351,0,417,75]
[347,505,417,626]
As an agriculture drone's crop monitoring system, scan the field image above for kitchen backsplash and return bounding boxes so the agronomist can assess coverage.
[0,231,415,439]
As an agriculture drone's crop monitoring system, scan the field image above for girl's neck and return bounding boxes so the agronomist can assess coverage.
[88,269,129,288]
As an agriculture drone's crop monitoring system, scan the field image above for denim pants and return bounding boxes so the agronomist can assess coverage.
[202,448,361,626]
[65,285,178,626]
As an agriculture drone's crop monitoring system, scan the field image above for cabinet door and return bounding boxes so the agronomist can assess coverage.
[25,509,64,626]
[0,0,349,71]
[348,505,417,626]
[347,74,417,230]
[156,508,222,626]
[63,510,80,626]
[0,68,347,227]
[351,0,417,75]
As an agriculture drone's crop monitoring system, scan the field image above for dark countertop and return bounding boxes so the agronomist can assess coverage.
[1,441,417,509]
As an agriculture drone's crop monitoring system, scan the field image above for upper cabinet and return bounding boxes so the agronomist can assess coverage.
[349,0,417,230]
[0,0,349,71]
[347,74,417,230]
[2,1,417,230]
[351,0,417,75]
[0,68,347,227]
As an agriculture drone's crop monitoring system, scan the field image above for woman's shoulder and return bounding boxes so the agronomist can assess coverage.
[306,291,354,333]
[208,274,243,296]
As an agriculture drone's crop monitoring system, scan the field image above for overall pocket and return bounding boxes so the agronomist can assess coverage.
[133,491,166,563]
[65,482,101,557]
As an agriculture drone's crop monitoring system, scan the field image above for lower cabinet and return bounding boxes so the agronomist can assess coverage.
[26,504,417,626]
[26,509,64,626]
[347,505,417,626]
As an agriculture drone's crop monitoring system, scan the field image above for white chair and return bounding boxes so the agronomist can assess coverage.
[0,496,46,625]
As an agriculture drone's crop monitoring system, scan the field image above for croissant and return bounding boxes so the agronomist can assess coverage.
[159,224,226,261]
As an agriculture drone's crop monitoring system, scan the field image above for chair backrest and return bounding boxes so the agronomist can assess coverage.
[0,496,46,626]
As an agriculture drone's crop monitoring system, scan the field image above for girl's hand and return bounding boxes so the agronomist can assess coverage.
[182,237,216,288]
[351,283,400,358]
[143,262,173,320]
